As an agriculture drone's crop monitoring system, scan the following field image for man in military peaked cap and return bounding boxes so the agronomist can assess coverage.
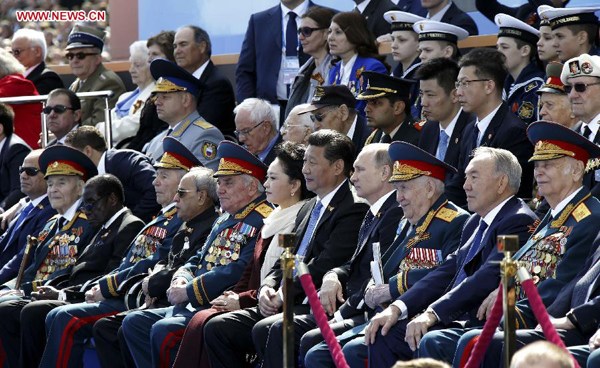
[359,71,422,145]
[66,24,125,126]
[301,85,371,153]
[537,62,577,129]
[39,137,192,367]
[437,121,600,367]
[121,140,272,367]
[144,59,224,167]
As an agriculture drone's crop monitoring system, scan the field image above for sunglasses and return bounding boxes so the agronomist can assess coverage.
[176,188,197,198]
[298,26,326,38]
[18,166,41,176]
[310,107,335,123]
[42,105,75,115]
[65,52,100,61]
[81,197,104,213]
[564,82,600,94]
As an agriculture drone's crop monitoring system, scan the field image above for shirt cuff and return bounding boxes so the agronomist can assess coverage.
[334,310,344,323]
[391,300,408,320]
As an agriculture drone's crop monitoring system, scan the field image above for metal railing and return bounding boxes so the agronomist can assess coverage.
[0,90,114,148]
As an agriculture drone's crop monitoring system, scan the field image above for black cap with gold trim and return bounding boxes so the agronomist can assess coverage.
[155,137,202,171]
[300,85,356,114]
[527,121,600,165]
[388,141,457,182]
[537,62,566,95]
[150,59,201,97]
[39,145,98,181]
[213,141,267,182]
[412,19,469,44]
[356,71,414,101]
[383,11,425,32]
[538,5,600,30]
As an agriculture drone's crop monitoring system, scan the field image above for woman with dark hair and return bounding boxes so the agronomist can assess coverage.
[171,142,313,368]
[284,6,335,119]
[124,31,175,151]
[327,11,389,113]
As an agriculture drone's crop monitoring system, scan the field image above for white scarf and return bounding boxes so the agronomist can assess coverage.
[260,200,307,281]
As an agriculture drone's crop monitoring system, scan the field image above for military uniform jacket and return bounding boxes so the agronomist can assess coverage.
[174,195,272,308]
[334,193,403,319]
[98,204,182,298]
[382,196,469,300]
[21,207,98,296]
[144,110,224,170]
[513,188,600,328]
[505,62,545,125]
[147,208,219,302]
[424,197,537,324]
[0,197,56,285]
[69,64,126,126]
[365,115,422,146]
[263,181,369,304]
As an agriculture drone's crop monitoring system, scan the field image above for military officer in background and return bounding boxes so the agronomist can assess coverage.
[494,13,545,125]
[143,59,224,168]
[360,72,421,145]
[122,141,272,368]
[38,137,192,367]
[427,121,600,367]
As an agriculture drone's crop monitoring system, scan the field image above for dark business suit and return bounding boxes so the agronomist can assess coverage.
[280,193,402,366]
[418,110,474,205]
[396,0,426,16]
[357,0,398,38]
[3,209,144,368]
[261,134,283,167]
[26,62,64,95]
[104,148,161,223]
[365,115,422,146]
[574,121,600,200]
[0,134,30,211]
[370,196,537,366]
[205,180,369,368]
[351,114,372,155]
[447,103,534,208]
[236,2,314,104]
[440,2,478,36]
[197,61,236,137]
[0,197,56,285]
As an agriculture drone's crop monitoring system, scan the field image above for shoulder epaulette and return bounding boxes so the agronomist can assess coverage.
[365,130,377,145]
[255,203,273,218]
[435,207,459,222]
[193,120,214,130]
[164,207,178,218]
[172,119,193,137]
[572,202,591,222]
[77,212,88,220]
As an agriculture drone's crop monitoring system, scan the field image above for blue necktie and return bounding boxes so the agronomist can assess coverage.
[285,12,298,57]
[454,220,488,286]
[437,130,449,161]
[296,201,323,261]
[472,124,480,148]
[357,211,375,248]
[3,202,35,246]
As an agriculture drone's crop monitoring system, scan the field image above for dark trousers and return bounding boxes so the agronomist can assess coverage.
[93,313,136,368]
[20,300,68,368]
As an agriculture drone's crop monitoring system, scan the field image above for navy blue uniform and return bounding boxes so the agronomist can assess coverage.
[505,62,545,125]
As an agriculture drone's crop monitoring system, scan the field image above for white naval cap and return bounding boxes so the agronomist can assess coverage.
[495,13,540,45]
[412,19,469,44]
[538,5,600,30]
[384,11,425,32]
[561,53,600,84]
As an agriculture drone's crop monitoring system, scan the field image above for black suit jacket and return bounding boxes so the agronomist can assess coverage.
[263,180,369,303]
[359,0,398,38]
[104,148,161,223]
[197,61,236,137]
[447,103,534,207]
[547,233,600,336]
[0,134,30,210]
[26,62,64,95]
[352,114,372,155]
[399,196,537,323]
[440,2,478,36]
[418,110,473,204]
[365,115,421,146]
[335,192,403,319]
[573,121,600,200]
[261,134,283,167]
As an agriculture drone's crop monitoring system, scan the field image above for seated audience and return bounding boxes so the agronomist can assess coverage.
[234,98,281,166]
[281,103,314,144]
[0,102,30,212]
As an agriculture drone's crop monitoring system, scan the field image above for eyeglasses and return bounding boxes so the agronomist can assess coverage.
[454,79,491,89]
[564,82,600,94]
[234,121,266,137]
[18,166,41,176]
[10,47,34,57]
[81,197,104,213]
[298,26,327,38]
[42,105,75,115]
[310,107,335,123]
[65,52,100,61]
[176,188,197,198]
[280,123,304,132]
